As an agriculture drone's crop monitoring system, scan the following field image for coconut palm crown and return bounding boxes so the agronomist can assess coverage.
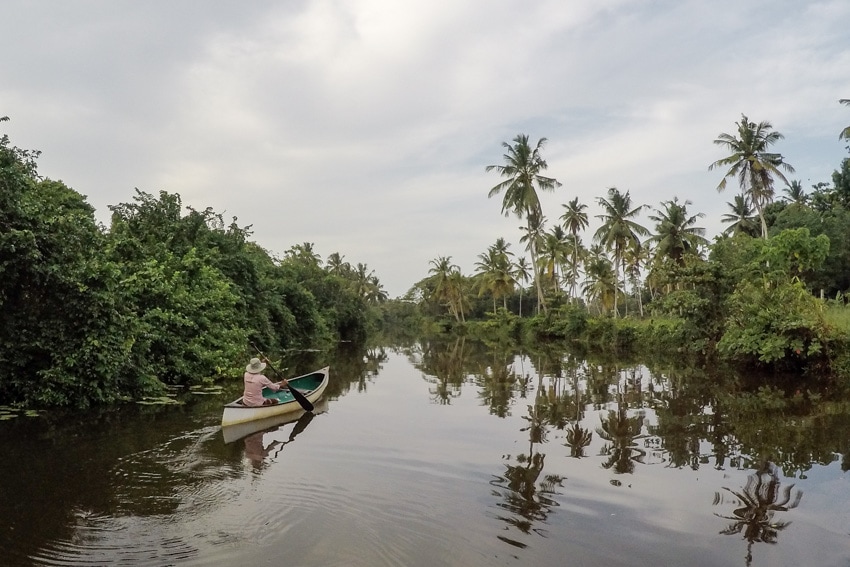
[709,114,795,238]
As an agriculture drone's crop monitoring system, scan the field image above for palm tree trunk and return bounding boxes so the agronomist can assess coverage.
[621,257,629,318]
[637,281,644,317]
[612,255,620,318]
[530,244,547,315]
[755,202,768,239]
[571,248,579,304]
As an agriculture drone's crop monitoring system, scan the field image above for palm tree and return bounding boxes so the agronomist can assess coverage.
[782,180,807,205]
[538,225,569,296]
[446,270,468,323]
[840,99,850,141]
[325,252,349,275]
[560,197,589,302]
[486,134,562,314]
[492,236,513,257]
[593,187,647,317]
[585,243,607,264]
[365,274,388,303]
[353,262,373,297]
[582,253,618,315]
[285,242,322,267]
[352,263,387,303]
[561,197,589,237]
[721,195,760,237]
[623,240,649,317]
[561,241,584,305]
[474,240,514,311]
[647,197,707,266]
[512,256,532,317]
[709,114,795,238]
[428,256,465,322]
[518,213,549,314]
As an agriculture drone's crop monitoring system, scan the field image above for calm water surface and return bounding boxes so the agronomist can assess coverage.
[2,342,850,566]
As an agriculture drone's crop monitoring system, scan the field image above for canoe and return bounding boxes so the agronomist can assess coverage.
[221,366,329,428]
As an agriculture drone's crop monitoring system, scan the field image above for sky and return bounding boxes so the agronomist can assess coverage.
[2,0,849,298]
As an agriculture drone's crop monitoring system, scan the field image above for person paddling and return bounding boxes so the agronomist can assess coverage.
[242,357,289,407]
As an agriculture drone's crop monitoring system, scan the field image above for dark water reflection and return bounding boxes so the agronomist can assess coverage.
[2,339,850,565]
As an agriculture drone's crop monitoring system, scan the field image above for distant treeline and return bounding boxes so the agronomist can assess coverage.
[385,122,850,382]
[0,121,385,407]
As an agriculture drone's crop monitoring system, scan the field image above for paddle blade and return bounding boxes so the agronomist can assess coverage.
[288,383,314,412]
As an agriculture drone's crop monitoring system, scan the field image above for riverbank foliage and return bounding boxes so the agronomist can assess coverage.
[387,119,850,388]
[0,122,385,407]
[387,235,850,389]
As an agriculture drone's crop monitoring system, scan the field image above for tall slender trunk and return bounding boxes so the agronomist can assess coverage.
[621,257,629,318]
[636,278,644,317]
[755,204,768,239]
[530,243,547,315]
[612,250,620,318]
[571,245,579,303]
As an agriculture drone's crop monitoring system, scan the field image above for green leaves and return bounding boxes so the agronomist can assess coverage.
[0,127,372,407]
[718,277,828,364]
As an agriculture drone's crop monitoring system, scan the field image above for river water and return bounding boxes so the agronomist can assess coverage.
[1,340,849,566]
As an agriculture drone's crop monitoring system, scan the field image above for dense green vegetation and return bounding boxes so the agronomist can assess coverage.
[0,118,386,408]
[393,109,850,385]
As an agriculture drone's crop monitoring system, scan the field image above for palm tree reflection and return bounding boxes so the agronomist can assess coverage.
[477,363,516,417]
[596,404,646,474]
[563,364,592,458]
[565,423,592,458]
[713,462,803,566]
[491,393,564,547]
[418,337,468,404]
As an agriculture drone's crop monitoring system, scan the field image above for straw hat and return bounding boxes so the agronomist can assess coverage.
[245,357,266,374]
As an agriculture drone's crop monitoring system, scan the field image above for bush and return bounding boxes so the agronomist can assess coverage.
[584,317,639,351]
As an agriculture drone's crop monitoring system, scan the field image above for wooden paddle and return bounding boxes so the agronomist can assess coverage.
[250,343,314,412]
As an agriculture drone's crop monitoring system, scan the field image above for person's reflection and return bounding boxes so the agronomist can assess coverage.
[243,432,280,469]
[243,411,315,470]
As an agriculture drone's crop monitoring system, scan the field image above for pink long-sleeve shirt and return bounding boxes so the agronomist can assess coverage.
[242,372,281,407]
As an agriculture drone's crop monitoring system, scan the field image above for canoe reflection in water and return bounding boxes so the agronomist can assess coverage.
[222,399,327,470]
[713,461,803,566]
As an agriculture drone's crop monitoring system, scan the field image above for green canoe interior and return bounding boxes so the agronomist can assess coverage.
[258,372,324,404]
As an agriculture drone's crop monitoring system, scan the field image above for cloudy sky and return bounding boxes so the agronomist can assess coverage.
[3,1,849,297]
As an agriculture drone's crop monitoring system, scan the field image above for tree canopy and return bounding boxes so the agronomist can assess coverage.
[0,124,382,407]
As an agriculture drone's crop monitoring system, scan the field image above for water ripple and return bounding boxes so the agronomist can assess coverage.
[28,513,200,566]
